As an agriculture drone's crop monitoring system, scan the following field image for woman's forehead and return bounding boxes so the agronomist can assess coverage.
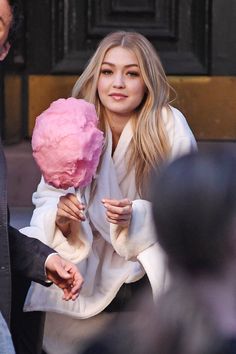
[102,46,139,65]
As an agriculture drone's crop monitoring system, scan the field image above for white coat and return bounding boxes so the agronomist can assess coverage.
[21,106,197,319]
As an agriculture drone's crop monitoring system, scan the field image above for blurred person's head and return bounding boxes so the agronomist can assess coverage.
[152,148,236,277]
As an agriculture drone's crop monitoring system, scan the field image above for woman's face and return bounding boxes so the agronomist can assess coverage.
[97,46,146,119]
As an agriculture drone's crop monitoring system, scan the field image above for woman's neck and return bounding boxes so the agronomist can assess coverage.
[106,112,132,152]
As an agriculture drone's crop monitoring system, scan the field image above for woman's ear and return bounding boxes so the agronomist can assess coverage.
[0,41,10,60]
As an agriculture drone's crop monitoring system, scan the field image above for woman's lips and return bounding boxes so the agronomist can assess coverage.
[109,93,128,100]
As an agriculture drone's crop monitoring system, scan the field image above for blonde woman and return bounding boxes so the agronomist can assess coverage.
[21,31,197,353]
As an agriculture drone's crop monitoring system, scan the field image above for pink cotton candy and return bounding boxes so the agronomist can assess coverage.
[32,98,104,189]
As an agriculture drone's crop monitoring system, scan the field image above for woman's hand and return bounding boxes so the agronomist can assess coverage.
[102,198,133,227]
[56,193,85,236]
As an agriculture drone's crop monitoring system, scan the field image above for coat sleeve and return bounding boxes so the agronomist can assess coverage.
[8,225,54,286]
[109,199,156,261]
[109,200,169,299]
[20,177,91,264]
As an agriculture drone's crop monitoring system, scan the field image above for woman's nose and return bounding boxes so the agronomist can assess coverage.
[112,74,125,88]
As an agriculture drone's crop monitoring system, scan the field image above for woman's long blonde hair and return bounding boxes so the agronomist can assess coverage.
[72,31,172,197]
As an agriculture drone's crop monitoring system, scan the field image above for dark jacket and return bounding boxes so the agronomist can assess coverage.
[0,141,54,326]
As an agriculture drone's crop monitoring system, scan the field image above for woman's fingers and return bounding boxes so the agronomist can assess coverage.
[58,199,82,219]
[106,216,130,226]
[106,210,131,220]
[102,198,132,226]
[60,193,85,211]
[102,198,132,207]
[102,198,132,215]
[57,193,85,222]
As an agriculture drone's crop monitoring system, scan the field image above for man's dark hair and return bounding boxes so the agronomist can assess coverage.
[7,0,23,44]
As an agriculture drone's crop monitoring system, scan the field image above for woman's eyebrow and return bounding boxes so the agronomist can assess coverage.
[101,62,139,68]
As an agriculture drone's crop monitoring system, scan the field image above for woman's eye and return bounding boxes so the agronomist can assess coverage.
[127,71,139,77]
[100,69,113,75]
